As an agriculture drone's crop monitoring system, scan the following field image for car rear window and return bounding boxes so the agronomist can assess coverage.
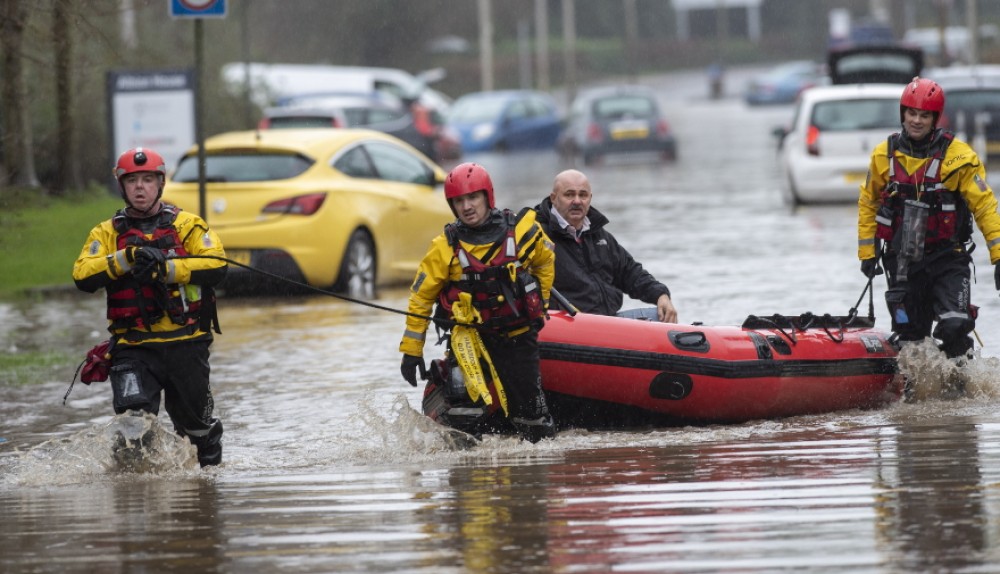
[173,153,314,183]
[268,116,338,129]
[810,98,900,131]
[594,96,656,119]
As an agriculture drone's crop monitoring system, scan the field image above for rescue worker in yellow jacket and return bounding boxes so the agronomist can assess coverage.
[73,147,228,466]
[399,162,557,442]
[858,77,1000,368]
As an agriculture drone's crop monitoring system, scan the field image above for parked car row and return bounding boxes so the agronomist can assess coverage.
[173,65,683,296]
[256,83,680,167]
[771,46,1000,207]
[445,86,678,165]
[772,45,926,205]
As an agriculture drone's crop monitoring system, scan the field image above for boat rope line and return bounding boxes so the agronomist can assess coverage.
[176,254,583,331]
[847,239,881,328]
[539,342,898,379]
[173,254,476,328]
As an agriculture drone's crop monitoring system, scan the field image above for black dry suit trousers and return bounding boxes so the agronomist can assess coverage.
[110,340,222,465]
[480,330,553,426]
[884,250,975,358]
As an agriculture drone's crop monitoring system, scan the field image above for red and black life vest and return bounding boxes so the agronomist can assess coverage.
[438,209,545,335]
[875,131,972,247]
[106,205,201,331]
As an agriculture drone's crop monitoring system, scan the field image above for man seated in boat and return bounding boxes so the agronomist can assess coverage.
[534,169,678,322]
[399,162,558,443]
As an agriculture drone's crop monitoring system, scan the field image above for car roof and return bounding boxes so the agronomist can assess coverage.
[457,89,551,101]
[182,128,403,158]
[275,90,404,107]
[264,97,401,118]
[798,83,904,104]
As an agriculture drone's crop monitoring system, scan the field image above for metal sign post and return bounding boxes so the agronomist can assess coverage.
[170,0,227,220]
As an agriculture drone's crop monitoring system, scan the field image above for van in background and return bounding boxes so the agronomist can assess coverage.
[220,62,452,115]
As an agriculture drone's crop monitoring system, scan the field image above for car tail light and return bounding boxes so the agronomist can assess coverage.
[806,125,821,156]
[586,122,603,143]
[411,103,436,136]
[257,117,271,130]
[655,119,670,137]
[262,193,327,216]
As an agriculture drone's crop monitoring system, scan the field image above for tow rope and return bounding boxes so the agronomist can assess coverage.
[174,254,477,329]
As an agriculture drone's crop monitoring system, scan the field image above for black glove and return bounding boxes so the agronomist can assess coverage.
[860,258,882,279]
[133,247,167,283]
[400,354,426,387]
[994,264,1000,291]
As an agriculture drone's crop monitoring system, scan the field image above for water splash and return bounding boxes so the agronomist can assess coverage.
[897,338,1000,401]
[346,392,480,460]
[3,411,199,487]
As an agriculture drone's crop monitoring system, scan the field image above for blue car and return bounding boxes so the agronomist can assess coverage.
[446,90,561,152]
[744,60,825,106]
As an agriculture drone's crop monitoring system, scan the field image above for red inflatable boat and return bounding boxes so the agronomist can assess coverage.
[422,310,902,433]
[538,310,901,428]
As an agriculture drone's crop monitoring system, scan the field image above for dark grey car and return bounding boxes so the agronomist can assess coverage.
[259,92,460,162]
[558,85,677,165]
[931,69,1000,163]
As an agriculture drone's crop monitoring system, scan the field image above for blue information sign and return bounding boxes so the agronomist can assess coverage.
[170,0,226,18]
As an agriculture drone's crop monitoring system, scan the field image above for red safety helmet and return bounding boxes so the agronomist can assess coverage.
[900,77,945,124]
[114,147,167,182]
[444,162,495,214]
[113,147,167,204]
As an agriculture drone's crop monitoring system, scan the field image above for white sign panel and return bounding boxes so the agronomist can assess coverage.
[107,70,195,179]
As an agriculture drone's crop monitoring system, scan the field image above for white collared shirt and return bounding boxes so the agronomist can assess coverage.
[550,205,590,242]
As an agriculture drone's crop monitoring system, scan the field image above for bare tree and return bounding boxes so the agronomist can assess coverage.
[1,0,40,189]
[52,0,80,195]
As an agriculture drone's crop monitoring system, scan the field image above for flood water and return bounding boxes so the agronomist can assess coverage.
[5,68,1000,573]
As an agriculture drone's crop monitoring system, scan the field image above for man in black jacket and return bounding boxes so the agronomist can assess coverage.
[534,169,677,322]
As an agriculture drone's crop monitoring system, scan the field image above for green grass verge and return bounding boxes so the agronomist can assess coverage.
[0,350,77,386]
[0,186,122,298]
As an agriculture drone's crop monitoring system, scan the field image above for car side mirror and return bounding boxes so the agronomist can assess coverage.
[771,125,790,150]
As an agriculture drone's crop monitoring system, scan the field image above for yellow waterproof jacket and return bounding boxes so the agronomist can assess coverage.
[399,209,555,357]
[858,134,1000,262]
[73,206,227,345]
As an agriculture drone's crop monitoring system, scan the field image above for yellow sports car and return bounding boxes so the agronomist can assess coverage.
[164,128,453,297]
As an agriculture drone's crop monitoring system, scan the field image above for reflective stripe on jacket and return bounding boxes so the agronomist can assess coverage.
[399,208,555,357]
[73,204,228,345]
[859,129,1000,263]
[437,209,547,335]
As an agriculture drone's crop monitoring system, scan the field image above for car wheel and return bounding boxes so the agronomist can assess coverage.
[334,229,376,299]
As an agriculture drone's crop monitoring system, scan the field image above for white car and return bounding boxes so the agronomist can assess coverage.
[775,84,903,205]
